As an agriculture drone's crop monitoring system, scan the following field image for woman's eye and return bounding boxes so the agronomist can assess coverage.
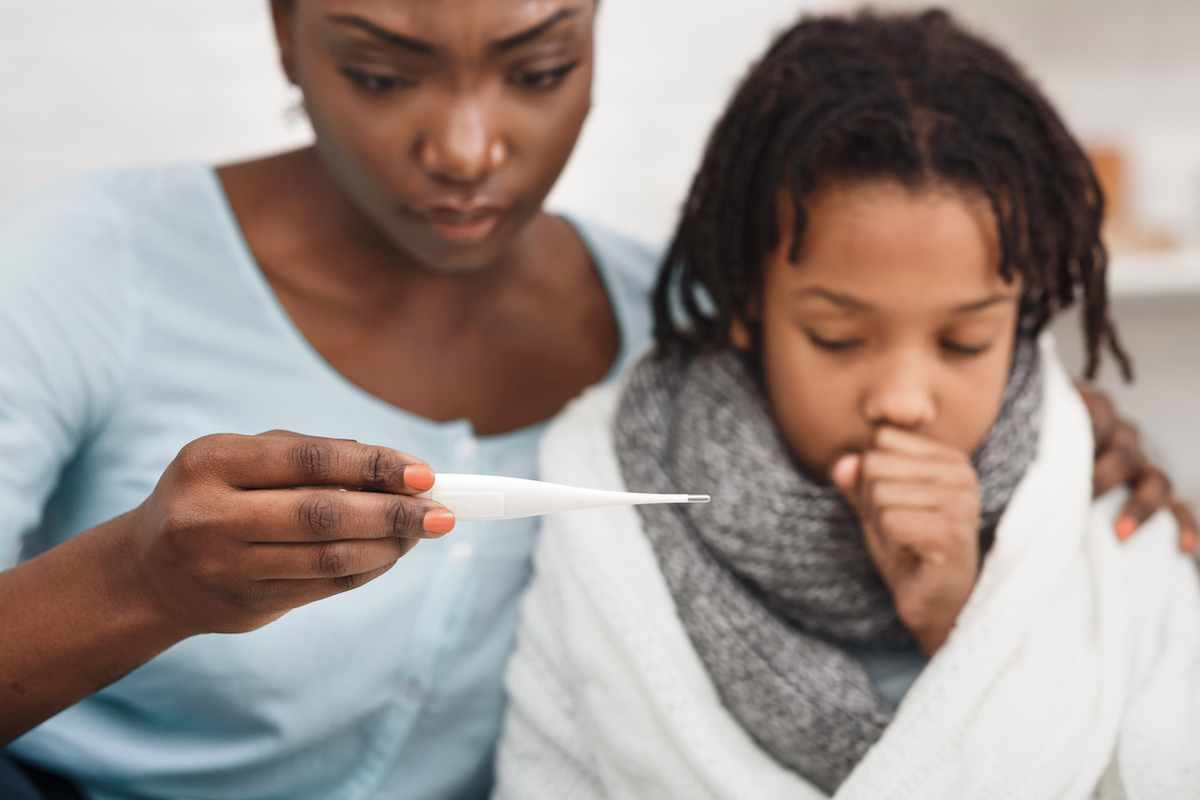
[341,68,415,92]
[807,332,862,352]
[509,61,581,91]
[940,339,991,356]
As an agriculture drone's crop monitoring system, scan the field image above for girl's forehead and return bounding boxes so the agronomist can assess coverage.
[771,180,1013,310]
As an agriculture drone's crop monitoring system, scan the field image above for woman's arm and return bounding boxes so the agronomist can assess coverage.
[0,432,450,744]
[1082,388,1198,552]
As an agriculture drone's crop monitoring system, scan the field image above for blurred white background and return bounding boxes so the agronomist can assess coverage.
[1,0,1196,503]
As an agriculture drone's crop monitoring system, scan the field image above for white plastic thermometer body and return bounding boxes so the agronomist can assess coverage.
[416,474,710,522]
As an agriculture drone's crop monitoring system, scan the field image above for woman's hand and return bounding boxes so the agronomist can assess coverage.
[0,430,452,743]
[1080,388,1199,553]
[129,430,454,637]
[831,427,980,657]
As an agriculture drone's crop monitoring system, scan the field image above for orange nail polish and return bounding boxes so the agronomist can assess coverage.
[1183,532,1199,554]
[423,508,455,535]
[1114,516,1136,541]
[404,464,435,492]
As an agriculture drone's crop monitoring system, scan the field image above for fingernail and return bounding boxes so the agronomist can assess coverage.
[404,464,435,492]
[1114,516,1137,541]
[423,508,455,535]
[1183,532,1199,554]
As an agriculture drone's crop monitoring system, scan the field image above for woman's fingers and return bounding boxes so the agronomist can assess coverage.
[232,564,401,624]
[228,487,454,543]
[1079,386,1118,452]
[1113,464,1170,540]
[1091,418,1143,497]
[1170,500,1199,554]
[130,432,454,636]
[243,537,415,581]
[173,431,437,494]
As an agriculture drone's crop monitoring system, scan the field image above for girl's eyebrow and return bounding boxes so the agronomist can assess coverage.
[325,8,581,57]
[794,287,874,310]
[794,287,1018,313]
[949,292,1019,314]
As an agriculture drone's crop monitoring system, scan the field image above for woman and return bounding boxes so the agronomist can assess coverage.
[0,1,1190,799]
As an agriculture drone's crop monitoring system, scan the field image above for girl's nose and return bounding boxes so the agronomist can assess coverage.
[417,95,507,185]
[863,355,937,430]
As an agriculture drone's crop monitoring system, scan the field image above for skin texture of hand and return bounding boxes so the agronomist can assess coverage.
[831,427,981,658]
[129,430,454,636]
[1081,387,1199,553]
[0,430,452,743]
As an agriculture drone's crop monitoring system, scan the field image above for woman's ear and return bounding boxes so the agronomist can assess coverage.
[730,316,753,351]
[271,0,299,85]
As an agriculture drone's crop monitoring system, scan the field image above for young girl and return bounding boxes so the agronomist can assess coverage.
[492,10,1200,799]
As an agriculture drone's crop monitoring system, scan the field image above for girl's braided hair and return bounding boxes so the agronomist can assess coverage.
[654,8,1130,380]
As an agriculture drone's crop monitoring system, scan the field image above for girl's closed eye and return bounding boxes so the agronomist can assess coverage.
[939,338,992,356]
[938,316,1013,358]
[806,330,864,352]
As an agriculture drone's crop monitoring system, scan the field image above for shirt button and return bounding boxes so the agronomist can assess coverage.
[453,435,478,463]
[449,541,476,564]
[403,678,425,702]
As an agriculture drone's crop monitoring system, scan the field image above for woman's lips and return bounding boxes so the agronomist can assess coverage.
[410,203,508,244]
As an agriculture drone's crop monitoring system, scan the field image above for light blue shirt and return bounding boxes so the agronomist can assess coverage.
[0,163,657,800]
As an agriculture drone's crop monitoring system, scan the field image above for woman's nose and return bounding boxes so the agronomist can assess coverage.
[417,95,507,185]
[862,355,937,430]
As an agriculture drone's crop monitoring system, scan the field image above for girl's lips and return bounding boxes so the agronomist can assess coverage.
[410,204,508,244]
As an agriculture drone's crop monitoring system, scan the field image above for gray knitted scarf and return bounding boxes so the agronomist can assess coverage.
[614,337,1041,793]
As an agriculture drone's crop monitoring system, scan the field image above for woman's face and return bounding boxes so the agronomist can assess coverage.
[273,0,594,273]
[748,180,1022,483]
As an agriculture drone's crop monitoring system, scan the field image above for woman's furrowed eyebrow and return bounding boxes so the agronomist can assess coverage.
[491,8,581,51]
[326,15,436,55]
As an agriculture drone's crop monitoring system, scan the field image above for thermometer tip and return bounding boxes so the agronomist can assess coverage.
[687,494,711,503]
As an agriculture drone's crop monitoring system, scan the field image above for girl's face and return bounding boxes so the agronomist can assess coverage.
[748,180,1022,483]
[273,0,594,273]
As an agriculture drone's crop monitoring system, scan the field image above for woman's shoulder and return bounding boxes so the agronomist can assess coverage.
[561,213,662,284]
[557,215,663,381]
[0,161,227,270]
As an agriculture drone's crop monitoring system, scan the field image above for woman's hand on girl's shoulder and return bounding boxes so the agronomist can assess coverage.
[129,430,455,637]
[831,428,981,658]
[1079,387,1199,554]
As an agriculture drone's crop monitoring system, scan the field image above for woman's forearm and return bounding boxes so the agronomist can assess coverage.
[0,511,181,744]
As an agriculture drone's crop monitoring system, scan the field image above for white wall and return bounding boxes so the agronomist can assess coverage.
[546,0,816,243]
[0,2,311,208]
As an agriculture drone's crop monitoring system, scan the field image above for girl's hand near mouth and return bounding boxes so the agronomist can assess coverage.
[831,427,981,657]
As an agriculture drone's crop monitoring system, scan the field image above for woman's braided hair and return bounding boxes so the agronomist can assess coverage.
[654,8,1130,380]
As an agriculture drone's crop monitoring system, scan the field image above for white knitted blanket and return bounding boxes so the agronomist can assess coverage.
[492,339,1200,800]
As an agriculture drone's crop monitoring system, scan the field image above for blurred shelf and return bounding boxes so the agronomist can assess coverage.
[1109,248,1200,298]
